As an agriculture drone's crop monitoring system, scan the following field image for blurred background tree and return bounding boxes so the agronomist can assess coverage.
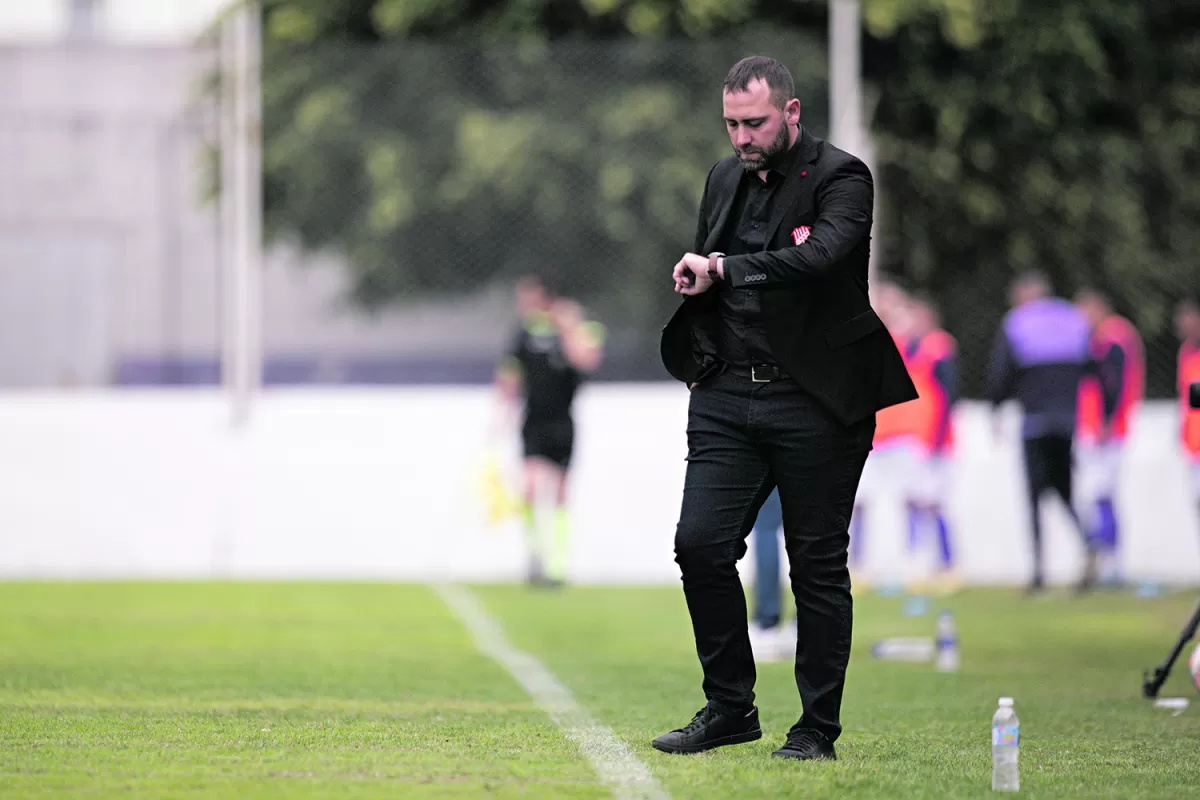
[257,0,826,378]
[867,0,1200,396]
[258,0,1200,393]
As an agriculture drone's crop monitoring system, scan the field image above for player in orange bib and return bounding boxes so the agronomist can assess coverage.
[1176,299,1200,512]
[849,280,916,588]
[903,294,960,593]
[1074,289,1144,586]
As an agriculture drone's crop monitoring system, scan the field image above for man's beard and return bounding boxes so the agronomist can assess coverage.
[736,123,790,172]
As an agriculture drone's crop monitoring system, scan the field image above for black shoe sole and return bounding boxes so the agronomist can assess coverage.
[651,728,762,754]
[771,747,837,761]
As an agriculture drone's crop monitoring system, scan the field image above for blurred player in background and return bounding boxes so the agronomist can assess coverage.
[496,277,605,587]
[1074,289,1144,586]
[988,271,1097,593]
[849,279,915,590]
[903,293,961,593]
[1176,298,1200,517]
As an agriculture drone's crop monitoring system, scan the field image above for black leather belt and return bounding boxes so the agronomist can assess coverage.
[723,364,784,383]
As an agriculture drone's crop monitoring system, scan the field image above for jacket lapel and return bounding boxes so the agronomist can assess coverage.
[762,128,821,248]
[701,162,744,254]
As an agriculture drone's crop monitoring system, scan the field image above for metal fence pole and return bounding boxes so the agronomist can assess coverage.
[829,0,875,284]
[221,2,263,427]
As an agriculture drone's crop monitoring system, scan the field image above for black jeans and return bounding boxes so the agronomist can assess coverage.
[1022,434,1090,582]
[675,371,874,742]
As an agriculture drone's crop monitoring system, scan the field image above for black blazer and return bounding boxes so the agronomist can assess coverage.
[660,127,917,426]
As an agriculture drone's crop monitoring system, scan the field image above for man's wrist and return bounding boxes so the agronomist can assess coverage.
[708,252,725,281]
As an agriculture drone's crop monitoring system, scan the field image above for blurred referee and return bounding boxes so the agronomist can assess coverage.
[496,277,604,588]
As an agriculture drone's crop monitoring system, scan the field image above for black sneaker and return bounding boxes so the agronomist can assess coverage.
[651,705,762,754]
[772,728,837,761]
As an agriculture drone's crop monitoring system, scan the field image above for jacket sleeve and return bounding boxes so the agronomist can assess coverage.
[986,329,1017,407]
[721,158,872,288]
[1098,342,1126,423]
[932,353,959,450]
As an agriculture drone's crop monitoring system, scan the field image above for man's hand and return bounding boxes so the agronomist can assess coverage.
[673,253,716,296]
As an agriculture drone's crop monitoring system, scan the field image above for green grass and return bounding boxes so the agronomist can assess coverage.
[0,583,606,798]
[2,582,1200,798]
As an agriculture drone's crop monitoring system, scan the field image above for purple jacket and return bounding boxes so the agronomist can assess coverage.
[987,297,1091,438]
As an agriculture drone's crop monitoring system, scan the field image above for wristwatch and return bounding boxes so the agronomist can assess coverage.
[708,252,725,281]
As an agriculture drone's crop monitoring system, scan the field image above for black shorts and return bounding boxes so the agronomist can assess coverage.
[522,419,574,469]
[1022,434,1073,503]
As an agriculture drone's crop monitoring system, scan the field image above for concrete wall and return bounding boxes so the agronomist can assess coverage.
[0,388,1196,586]
[0,42,515,388]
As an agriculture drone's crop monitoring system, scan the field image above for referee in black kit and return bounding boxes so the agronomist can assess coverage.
[497,278,604,588]
[654,57,916,761]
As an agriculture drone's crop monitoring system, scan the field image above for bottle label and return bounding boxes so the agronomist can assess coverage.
[992,724,1019,747]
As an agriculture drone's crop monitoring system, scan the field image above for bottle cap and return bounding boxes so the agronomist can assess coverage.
[999,697,1014,707]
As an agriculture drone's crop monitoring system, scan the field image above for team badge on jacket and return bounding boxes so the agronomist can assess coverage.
[792,225,812,245]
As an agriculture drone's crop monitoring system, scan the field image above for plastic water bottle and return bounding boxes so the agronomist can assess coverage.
[870,637,934,662]
[935,610,960,672]
[991,697,1020,792]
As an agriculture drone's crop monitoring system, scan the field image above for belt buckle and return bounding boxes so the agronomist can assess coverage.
[751,365,772,383]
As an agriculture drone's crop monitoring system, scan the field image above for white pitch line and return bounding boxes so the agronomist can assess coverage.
[433,583,670,800]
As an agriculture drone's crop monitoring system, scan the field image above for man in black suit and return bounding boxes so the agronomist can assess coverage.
[652,56,916,761]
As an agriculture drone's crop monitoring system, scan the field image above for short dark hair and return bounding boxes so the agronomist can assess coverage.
[723,56,795,109]
[874,273,909,294]
[1012,269,1051,294]
[1075,286,1110,306]
[909,290,937,311]
[517,273,558,298]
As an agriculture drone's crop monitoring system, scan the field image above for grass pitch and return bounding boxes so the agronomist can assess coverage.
[2,581,1199,798]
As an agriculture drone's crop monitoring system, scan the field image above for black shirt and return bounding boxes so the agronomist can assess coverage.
[713,137,803,366]
[509,312,581,424]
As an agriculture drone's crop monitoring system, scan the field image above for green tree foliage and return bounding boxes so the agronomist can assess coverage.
[258,0,826,379]
[866,0,1200,396]
[258,0,1200,392]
